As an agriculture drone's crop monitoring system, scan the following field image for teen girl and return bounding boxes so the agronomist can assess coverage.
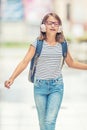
[5,13,87,130]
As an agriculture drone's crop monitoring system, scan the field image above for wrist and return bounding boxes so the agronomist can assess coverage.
[9,77,14,82]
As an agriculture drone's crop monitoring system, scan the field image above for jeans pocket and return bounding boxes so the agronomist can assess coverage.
[57,78,63,85]
[53,77,64,92]
[53,77,63,85]
[34,80,42,88]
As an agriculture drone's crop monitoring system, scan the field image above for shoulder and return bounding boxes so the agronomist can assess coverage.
[30,39,38,48]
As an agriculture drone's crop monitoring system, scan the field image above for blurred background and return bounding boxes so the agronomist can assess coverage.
[1,0,87,43]
[0,0,87,130]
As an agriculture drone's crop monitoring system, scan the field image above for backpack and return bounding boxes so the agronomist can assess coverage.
[28,40,68,83]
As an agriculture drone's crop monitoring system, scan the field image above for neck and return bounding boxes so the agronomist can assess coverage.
[46,34,56,44]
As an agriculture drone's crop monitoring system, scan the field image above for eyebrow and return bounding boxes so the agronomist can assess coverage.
[47,20,58,22]
[46,21,59,25]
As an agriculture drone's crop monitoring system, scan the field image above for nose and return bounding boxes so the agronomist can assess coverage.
[51,23,55,27]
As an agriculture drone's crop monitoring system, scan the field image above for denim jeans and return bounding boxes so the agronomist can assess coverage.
[34,75,64,130]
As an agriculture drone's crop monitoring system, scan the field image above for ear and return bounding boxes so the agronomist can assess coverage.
[58,26,63,33]
[40,24,46,32]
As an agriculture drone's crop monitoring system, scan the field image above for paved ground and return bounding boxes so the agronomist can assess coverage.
[0,46,87,130]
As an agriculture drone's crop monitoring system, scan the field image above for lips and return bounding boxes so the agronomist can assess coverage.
[50,29,56,31]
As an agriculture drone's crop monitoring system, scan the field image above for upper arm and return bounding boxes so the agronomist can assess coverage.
[22,45,36,64]
[65,50,74,67]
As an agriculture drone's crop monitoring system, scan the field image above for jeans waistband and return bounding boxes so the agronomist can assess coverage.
[35,74,63,83]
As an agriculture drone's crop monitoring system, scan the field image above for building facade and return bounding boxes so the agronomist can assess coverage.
[1,0,87,42]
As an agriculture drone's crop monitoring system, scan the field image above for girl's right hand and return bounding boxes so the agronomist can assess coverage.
[4,79,14,89]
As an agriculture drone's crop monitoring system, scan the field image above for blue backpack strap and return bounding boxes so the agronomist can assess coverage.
[36,40,43,56]
[30,40,43,69]
[61,40,68,58]
[29,40,43,82]
[61,40,68,67]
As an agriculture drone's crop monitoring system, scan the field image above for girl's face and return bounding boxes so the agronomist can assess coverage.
[45,16,59,35]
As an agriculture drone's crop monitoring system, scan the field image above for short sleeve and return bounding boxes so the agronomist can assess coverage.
[30,39,37,48]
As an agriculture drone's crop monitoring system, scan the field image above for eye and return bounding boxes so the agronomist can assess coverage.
[46,21,59,27]
[54,22,59,26]
[46,21,52,25]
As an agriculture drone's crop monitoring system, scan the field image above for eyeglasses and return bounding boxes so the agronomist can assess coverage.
[46,21,59,27]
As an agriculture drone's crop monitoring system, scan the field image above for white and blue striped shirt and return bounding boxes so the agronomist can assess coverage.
[31,40,63,79]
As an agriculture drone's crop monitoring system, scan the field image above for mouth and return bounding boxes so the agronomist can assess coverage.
[50,29,56,31]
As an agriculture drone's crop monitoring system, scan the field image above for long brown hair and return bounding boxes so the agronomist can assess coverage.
[38,12,65,43]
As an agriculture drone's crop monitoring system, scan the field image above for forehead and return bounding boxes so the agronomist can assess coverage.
[47,16,58,22]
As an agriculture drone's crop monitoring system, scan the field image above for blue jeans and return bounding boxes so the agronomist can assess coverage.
[34,75,64,130]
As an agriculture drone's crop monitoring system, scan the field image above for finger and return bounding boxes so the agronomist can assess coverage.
[5,84,10,89]
[4,81,10,88]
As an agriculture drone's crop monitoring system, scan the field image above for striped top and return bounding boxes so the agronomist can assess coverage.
[31,40,63,80]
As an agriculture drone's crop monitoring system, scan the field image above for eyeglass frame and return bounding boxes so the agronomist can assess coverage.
[45,21,59,27]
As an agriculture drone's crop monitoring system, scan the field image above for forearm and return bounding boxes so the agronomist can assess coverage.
[4,45,35,88]
[66,51,87,70]
[69,61,87,70]
[8,46,35,81]
[9,60,28,81]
